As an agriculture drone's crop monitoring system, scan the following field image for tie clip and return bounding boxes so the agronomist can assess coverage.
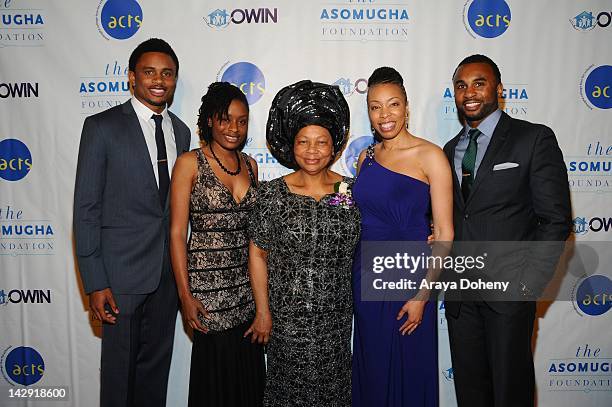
[158,159,168,163]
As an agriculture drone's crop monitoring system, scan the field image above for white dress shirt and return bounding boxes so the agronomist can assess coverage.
[131,96,178,187]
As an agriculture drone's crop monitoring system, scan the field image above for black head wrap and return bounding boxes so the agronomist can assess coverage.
[266,80,350,169]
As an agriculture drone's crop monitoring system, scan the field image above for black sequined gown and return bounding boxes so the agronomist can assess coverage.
[249,176,361,407]
[187,148,264,407]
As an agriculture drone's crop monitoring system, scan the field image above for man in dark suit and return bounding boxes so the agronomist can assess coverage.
[443,54,572,407]
[73,38,191,407]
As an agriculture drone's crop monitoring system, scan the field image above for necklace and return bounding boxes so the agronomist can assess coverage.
[210,144,241,176]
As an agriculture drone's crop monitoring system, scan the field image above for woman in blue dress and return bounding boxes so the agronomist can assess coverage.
[352,67,454,406]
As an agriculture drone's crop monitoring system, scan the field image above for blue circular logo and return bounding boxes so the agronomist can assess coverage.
[221,62,265,105]
[101,0,143,40]
[467,0,511,38]
[4,346,45,386]
[0,139,32,181]
[584,65,612,109]
[343,135,374,176]
[576,275,612,316]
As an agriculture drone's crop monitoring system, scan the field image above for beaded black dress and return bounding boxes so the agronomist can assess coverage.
[187,148,264,407]
[249,176,361,407]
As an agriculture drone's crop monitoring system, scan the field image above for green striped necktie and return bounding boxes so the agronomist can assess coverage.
[461,128,482,201]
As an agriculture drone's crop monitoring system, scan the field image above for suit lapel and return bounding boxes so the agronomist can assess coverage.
[465,112,511,206]
[165,111,190,213]
[122,101,160,206]
[169,112,188,154]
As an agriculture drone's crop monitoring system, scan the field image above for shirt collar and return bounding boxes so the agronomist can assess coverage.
[131,96,170,123]
[462,109,502,140]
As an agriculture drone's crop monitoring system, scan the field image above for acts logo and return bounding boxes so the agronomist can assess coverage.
[0,139,32,181]
[342,136,374,177]
[205,7,278,29]
[580,65,612,110]
[218,62,265,105]
[0,0,46,47]
[1,346,44,386]
[571,11,612,31]
[463,0,511,39]
[572,275,612,316]
[96,0,142,40]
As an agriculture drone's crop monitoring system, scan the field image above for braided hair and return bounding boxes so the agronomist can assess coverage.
[197,82,249,144]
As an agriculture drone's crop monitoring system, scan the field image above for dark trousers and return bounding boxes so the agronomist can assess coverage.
[100,257,178,407]
[446,301,536,407]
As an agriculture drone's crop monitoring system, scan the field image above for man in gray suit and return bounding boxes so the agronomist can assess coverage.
[74,38,191,407]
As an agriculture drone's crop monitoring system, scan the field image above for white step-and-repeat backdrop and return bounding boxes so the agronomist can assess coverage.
[1,1,610,406]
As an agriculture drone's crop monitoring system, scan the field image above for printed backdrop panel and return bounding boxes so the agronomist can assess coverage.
[0,1,610,406]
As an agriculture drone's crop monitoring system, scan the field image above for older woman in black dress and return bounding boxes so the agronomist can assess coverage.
[246,80,360,406]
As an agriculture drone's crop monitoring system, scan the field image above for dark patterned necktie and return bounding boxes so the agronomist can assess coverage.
[461,128,482,201]
[151,114,170,209]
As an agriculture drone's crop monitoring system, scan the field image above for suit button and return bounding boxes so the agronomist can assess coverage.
[464,213,469,219]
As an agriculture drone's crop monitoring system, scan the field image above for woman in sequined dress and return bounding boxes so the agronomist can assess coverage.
[170,82,265,407]
[247,80,360,407]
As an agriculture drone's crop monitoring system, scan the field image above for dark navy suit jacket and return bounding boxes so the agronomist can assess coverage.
[443,111,572,315]
[74,100,191,294]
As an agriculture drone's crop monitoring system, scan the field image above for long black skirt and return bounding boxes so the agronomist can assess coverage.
[188,320,265,407]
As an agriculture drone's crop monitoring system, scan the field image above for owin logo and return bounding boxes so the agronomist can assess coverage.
[219,62,265,105]
[0,289,52,306]
[0,139,32,181]
[342,136,374,176]
[573,275,612,316]
[463,0,511,39]
[332,77,368,97]
[1,346,44,386]
[571,11,612,31]
[0,82,39,99]
[573,216,612,235]
[580,65,612,110]
[97,0,143,40]
[205,8,278,29]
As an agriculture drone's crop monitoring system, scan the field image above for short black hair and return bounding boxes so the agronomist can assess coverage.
[128,38,179,75]
[453,54,501,84]
[367,67,407,101]
[197,82,249,144]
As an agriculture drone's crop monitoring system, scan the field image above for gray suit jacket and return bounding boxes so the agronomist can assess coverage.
[74,100,191,294]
